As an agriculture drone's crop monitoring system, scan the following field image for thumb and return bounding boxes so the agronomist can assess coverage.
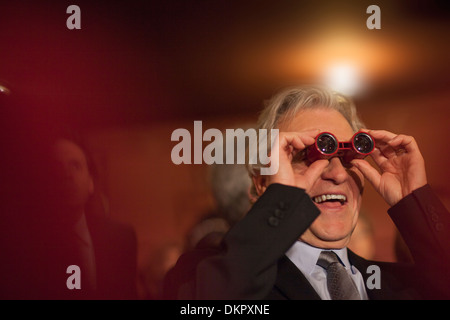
[351,159,381,190]
[302,159,328,191]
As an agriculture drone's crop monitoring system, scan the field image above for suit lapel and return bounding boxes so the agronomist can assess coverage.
[274,255,321,300]
[274,250,418,300]
[274,250,387,300]
[347,249,419,300]
[347,249,384,300]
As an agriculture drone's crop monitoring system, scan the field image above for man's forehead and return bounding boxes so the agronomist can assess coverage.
[279,108,354,140]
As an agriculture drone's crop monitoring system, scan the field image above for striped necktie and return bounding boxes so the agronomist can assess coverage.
[317,251,361,300]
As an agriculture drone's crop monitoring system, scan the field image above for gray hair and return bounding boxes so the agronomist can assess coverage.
[246,85,365,178]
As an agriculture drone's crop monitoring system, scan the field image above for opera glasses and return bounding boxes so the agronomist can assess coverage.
[307,131,375,163]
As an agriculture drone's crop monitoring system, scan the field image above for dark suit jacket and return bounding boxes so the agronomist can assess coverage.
[164,184,450,300]
[84,213,138,300]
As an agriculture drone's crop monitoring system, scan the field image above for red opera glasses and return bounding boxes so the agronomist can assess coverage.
[307,131,375,163]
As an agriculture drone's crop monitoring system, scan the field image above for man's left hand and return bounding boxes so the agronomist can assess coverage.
[351,129,427,206]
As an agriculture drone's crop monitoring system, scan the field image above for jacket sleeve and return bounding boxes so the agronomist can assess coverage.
[192,183,320,299]
[388,184,450,298]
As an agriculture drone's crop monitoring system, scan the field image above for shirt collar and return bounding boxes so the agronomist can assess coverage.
[285,241,353,275]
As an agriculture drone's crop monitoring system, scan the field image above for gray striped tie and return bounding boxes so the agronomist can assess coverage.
[317,251,361,300]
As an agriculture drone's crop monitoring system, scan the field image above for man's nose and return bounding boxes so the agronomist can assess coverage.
[320,157,348,184]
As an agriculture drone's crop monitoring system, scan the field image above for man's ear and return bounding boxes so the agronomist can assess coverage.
[252,174,267,197]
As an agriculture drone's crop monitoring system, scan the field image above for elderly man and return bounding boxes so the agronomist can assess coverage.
[163,85,450,300]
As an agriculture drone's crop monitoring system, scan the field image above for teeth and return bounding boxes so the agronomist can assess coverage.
[313,194,347,204]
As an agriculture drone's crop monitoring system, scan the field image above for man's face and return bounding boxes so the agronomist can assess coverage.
[279,108,364,249]
[52,139,94,209]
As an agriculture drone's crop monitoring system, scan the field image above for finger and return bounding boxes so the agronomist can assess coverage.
[303,159,329,190]
[279,130,319,151]
[367,129,398,142]
[387,134,420,154]
[306,159,328,178]
[361,129,397,159]
[367,129,401,155]
[274,133,313,165]
[351,159,381,190]
[369,147,390,168]
[279,135,306,159]
[376,141,398,159]
[292,129,321,145]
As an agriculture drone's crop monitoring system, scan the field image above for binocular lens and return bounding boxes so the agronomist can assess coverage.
[316,133,338,154]
[353,133,374,154]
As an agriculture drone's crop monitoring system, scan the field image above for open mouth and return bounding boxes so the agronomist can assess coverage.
[312,194,347,205]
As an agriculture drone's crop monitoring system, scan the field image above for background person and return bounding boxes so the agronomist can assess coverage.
[2,127,139,299]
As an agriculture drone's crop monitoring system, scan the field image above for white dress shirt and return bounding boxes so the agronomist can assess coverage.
[285,240,368,300]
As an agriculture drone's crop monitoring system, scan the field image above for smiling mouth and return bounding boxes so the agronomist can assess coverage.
[312,194,347,205]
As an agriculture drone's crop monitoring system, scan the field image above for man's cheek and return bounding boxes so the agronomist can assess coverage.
[348,168,364,194]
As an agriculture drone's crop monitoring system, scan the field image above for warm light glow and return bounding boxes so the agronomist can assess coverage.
[323,63,363,96]
[0,85,11,95]
[268,28,415,96]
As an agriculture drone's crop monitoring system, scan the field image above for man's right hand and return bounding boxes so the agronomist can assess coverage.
[257,129,329,196]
